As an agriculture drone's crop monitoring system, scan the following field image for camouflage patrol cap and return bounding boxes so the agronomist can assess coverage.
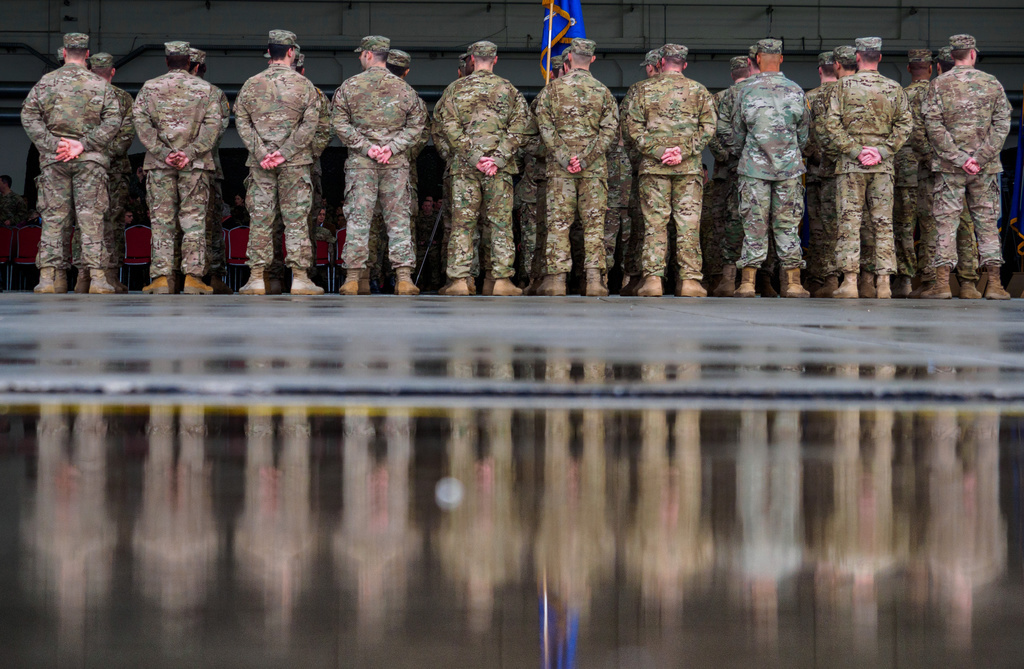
[269,30,299,47]
[833,45,857,67]
[907,49,932,63]
[856,36,882,52]
[730,56,748,71]
[189,48,206,65]
[63,33,89,50]
[467,41,497,58]
[818,51,835,66]
[936,46,953,64]
[354,35,390,53]
[755,38,783,54]
[550,54,565,70]
[641,49,661,67]
[748,45,758,59]
[294,52,305,68]
[164,41,191,56]
[387,49,411,68]
[566,38,596,56]
[56,48,64,63]
[458,53,469,66]
[660,44,688,60]
[88,52,114,69]
[949,34,977,51]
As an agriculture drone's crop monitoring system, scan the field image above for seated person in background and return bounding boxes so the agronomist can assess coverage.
[230,193,250,227]
[0,175,28,227]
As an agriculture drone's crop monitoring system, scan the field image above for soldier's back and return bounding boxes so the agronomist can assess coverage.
[927,67,1007,139]
[136,70,216,169]
[834,71,903,135]
[337,67,418,132]
[237,64,315,147]
[24,64,114,167]
[541,69,614,143]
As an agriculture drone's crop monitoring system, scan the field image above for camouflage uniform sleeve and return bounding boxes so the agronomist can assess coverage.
[707,92,730,163]
[534,86,572,169]
[623,87,657,159]
[81,85,122,153]
[277,81,319,162]
[313,90,333,157]
[233,83,268,160]
[975,82,1012,168]
[877,87,911,160]
[922,82,970,168]
[729,88,749,158]
[909,91,930,162]
[180,89,223,163]
[578,89,619,172]
[491,88,531,169]
[438,86,484,166]
[796,91,810,150]
[331,86,373,156]
[431,115,452,162]
[133,84,173,162]
[20,85,62,153]
[111,92,137,158]
[383,88,427,158]
[694,88,718,156]
[823,82,861,160]
[407,98,430,160]
[218,90,230,134]
[716,90,740,157]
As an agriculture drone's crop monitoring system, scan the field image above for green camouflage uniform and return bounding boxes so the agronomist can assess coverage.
[823,70,912,276]
[99,84,135,271]
[804,80,839,282]
[436,69,532,280]
[922,65,1011,270]
[623,70,716,279]
[535,68,619,275]
[0,191,28,227]
[332,66,425,270]
[713,76,758,266]
[603,140,632,272]
[21,61,121,271]
[204,85,230,275]
[235,62,320,271]
[619,80,646,278]
[732,71,809,270]
[524,97,552,281]
[514,149,542,278]
[893,79,929,279]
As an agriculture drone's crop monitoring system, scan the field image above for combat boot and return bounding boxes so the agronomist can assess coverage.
[637,274,663,297]
[467,276,477,295]
[781,268,810,298]
[813,275,838,298]
[676,278,707,298]
[265,276,283,295]
[442,277,471,296]
[833,272,859,299]
[492,278,522,296]
[585,269,609,297]
[957,278,982,300]
[358,275,371,295]
[87,269,116,294]
[183,274,214,295]
[620,274,642,296]
[290,269,324,295]
[524,277,542,296]
[54,269,68,294]
[339,268,362,296]
[919,266,951,299]
[734,267,757,298]
[107,270,128,294]
[713,264,736,297]
[239,268,266,295]
[74,270,90,294]
[209,275,234,295]
[757,270,778,297]
[143,275,173,295]
[858,271,876,298]
[537,273,566,296]
[395,268,420,296]
[909,272,933,299]
[875,274,892,299]
[983,265,1011,300]
[892,274,912,298]
[482,272,496,296]
[34,267,58,294]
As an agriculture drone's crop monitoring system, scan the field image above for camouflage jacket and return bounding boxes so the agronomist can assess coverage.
[108,86,136,175]
[822,70,912,174]
[0,191,28,226]
[619,78,646,167]
[408,95,431,165]
[535,68,619,178]
[895,80,930,186]
[802,82,833,182]
[235,63,320,167]
[606,140,633,207]
[922,65,1011,174]
[622,71,716,176]
[716,77,756,160]
[209,84,230,178]
[707,87,734,179]
[133,69,222,171]
[436,69,533,177]
[312,87,333,158]
[732,72,809,181]
[332,66,426,170]
[514,153,542,206]
[21,63,123,169]
[431,81,458,165]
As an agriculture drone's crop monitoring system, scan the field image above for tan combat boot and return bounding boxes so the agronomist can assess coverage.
[183,274,214,295]
[290,269,324,295]
[395,267,420,296]
[585,269,609,297]
[442,277,471,296]
[358,275,371,295]
[107,270,128,294]
[892,274,913,298]
[537,273,566,296]
[637,274,663,297]
[209,275,234,295]
[88,269,116,294]
[74,270,91,294]
[239,268,266,295]
[983,265,1011,300]
[734,267,757,298]
[909,273,932,299]
[54,269,68,294]
[833,272,860,299]
[619,274,642,296]
[919,266,951,299]
[957,277,982,299]
[676,278,707,298]
[813,275,838,298]
[143,275,173,295]
[467,276,477,295]
[781,268,810,298]
[858,271,876,298]
[481,272,496,296]
[338,268,362,296]
[34,267,57,294]
[492,277,523,296]
[757,270,778,297]
[875,274,892,299]
[713,264,737,297]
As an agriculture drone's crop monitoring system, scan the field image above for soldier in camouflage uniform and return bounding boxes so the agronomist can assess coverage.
[133,41,222,295]
[622,44,715,298]
[921,34,1011,300]
[21,33,122,294]
[803,51,839,297]
[535,38,619,297]
[0,176,27,228]
[333,35,426,296]
[235,30,323,296]
[436,40,533,297]
[730,38,810,298]
[823,37,913,299]
[604,134,632,277]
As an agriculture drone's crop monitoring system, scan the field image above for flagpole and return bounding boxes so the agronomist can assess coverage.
[545,0,555,84]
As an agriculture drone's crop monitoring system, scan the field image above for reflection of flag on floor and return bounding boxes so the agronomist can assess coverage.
[1009,90,1024,268]
[540,0,586,77]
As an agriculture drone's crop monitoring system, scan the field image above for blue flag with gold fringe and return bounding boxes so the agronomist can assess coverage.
[540,0,586,77]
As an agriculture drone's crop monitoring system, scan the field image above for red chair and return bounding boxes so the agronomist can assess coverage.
[122,225,152,289]
[0,227,13,289]
[226,227,250,290]
[13,225,42,290]
[314,239,333,290]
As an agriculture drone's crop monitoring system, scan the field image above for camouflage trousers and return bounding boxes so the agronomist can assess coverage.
[604,207,631,273]
[104,170,130,269]
[343,167,413,269]
[449,171,513,279]
[441,173,453,274]
[517,201,539,279]
[621,169,644,276]
[932,171,1001,269]
[545,176,606,275]
[835,171,895,275]
[147,168,208,277]
[205,175,226,274]
[246,164,313,271]
[737,176,805,270]
[715,164,744,266]
[367,212,389,282]
[805,177,838,281]
[640,174,703,279]
[916,169,978,281]
[35,161,108,270]
[529,180,550,279]
[893,184,918,278]
[309,160,324,228]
